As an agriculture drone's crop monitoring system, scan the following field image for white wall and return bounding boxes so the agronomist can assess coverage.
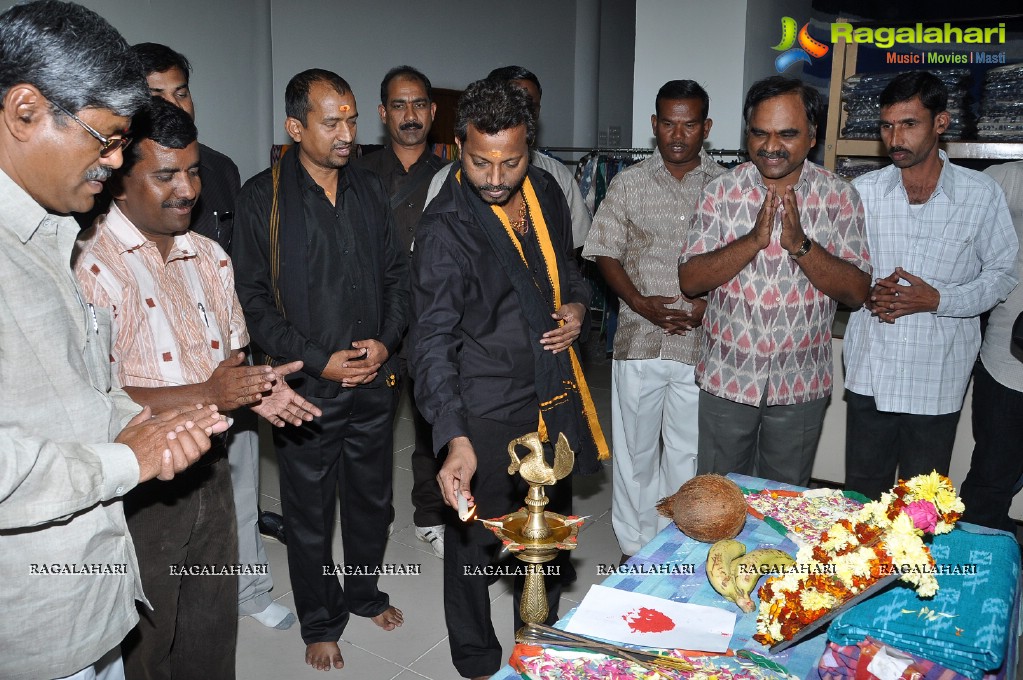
[2,1,591,181]
[632,0,749,149]
[0,0,275,185]
[268,0,581,153]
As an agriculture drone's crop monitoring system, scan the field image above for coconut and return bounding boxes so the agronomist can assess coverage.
[656,474,747,542]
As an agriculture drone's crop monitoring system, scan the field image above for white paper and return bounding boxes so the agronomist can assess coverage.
[866,646,914,680]
[565,584,735,652]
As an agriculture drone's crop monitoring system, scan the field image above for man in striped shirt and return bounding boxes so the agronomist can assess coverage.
[843,71,1018,500]
[75,98,320,680]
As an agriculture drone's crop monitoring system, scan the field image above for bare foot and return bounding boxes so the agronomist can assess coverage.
[370,605,404,631]
[305,641,343,671]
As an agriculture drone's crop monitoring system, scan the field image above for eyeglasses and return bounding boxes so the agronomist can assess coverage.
[49,100,132,158]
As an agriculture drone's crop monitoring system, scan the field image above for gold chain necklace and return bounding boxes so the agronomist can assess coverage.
[508,190,529,235]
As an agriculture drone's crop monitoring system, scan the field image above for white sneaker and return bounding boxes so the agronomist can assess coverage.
[415,525,445,558]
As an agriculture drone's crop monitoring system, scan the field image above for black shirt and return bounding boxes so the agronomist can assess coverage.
[233,153,408,398]
[192,144,241,252]
[410,165,590,452]
[353,145,449,254]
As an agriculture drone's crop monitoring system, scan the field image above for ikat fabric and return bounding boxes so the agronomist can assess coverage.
[682,161,870,406]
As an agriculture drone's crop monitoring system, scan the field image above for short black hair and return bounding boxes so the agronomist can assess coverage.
[285,68,351,126]
[655,80,710,121]
[743,75,823,135]
[0,0,148,116]
[455,78,536,147]
[122,96,197,175]
[879,71,948,118]
[486,65,542,99]
[131,42,191,83]
[380,65,432,105]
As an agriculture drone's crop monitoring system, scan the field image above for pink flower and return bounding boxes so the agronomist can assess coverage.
[905,500,938,533]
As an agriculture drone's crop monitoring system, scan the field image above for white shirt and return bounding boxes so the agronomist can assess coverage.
[979,161,1023,392]
[844,151,1019,414]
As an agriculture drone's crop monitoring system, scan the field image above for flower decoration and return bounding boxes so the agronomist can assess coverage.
[754,472,962,647]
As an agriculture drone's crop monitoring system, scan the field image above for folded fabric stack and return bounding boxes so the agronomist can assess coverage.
[820,636,977,680]
[977,63,1023,141]
[835,157,888,180]
[827,525,1019,680]
[841,69,973,140]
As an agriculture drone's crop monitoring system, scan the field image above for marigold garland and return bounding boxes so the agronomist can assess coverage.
[754,472,964,646]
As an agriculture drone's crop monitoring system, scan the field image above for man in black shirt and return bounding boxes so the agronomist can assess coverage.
[354,65,449,558]
[233,69,407,672]
[410,79,608,680]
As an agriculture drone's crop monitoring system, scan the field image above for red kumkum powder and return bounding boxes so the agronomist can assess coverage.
[622,607,675,633]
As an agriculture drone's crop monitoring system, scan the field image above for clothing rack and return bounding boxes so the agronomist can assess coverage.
[539,146,749,163]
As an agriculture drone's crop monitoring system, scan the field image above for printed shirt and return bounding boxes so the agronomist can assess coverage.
[582,149,724,364]
[682,160,870,406]
[75,203,248,389]
[844,151,1019,415]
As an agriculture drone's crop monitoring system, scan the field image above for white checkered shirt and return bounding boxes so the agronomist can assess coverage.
[844,151,1019,415]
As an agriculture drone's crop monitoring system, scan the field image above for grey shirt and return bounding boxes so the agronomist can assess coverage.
[425,150,592,247]
[582,150,725,364]
[0,168,144,679]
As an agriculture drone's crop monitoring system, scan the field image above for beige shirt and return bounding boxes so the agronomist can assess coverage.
[75,203,248,390]
[0,169,144,679]
[582,150,725,364]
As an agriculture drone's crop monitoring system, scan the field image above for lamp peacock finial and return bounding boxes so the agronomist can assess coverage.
[506,432,574,486]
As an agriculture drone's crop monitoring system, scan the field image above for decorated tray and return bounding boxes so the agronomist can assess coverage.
[742,487,869,547]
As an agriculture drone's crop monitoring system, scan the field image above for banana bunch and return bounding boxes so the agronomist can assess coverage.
[706,539,795,613]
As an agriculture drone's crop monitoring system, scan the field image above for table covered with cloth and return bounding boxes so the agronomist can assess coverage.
[492,473,1021,680]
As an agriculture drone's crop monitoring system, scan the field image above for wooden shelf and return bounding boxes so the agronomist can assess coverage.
[823,30,1023,169]
[830,139,1023,160]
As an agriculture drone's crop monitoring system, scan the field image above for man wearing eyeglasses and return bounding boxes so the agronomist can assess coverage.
[0,3,228,680]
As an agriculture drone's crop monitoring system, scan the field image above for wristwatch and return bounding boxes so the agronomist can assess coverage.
[790,237,813,259]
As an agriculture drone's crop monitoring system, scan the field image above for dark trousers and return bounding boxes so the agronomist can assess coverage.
[844,390,961,500]
[445,416,570,678]
[122,447,237,680]
[399,361,445,527]
[273,385,396,644]
[696,390,828,487]
[961,363,1023,533]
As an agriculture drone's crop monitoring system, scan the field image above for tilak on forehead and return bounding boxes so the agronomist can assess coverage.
[338,104,351,112]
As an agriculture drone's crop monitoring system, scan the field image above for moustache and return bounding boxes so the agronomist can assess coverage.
[162,198,196,210]
[399,121,424,131]
[84,166,112,182]
[332,143,351,152]
[478,183,512,193]
[888,146,910,154]
[757,150,789,160]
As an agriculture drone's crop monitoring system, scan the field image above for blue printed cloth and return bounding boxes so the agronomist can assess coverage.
[828,524,1020,680]
[492,474,828,680]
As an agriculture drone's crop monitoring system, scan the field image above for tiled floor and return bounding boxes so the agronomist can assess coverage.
[239,347,617,679]
[237,348,1023,679]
